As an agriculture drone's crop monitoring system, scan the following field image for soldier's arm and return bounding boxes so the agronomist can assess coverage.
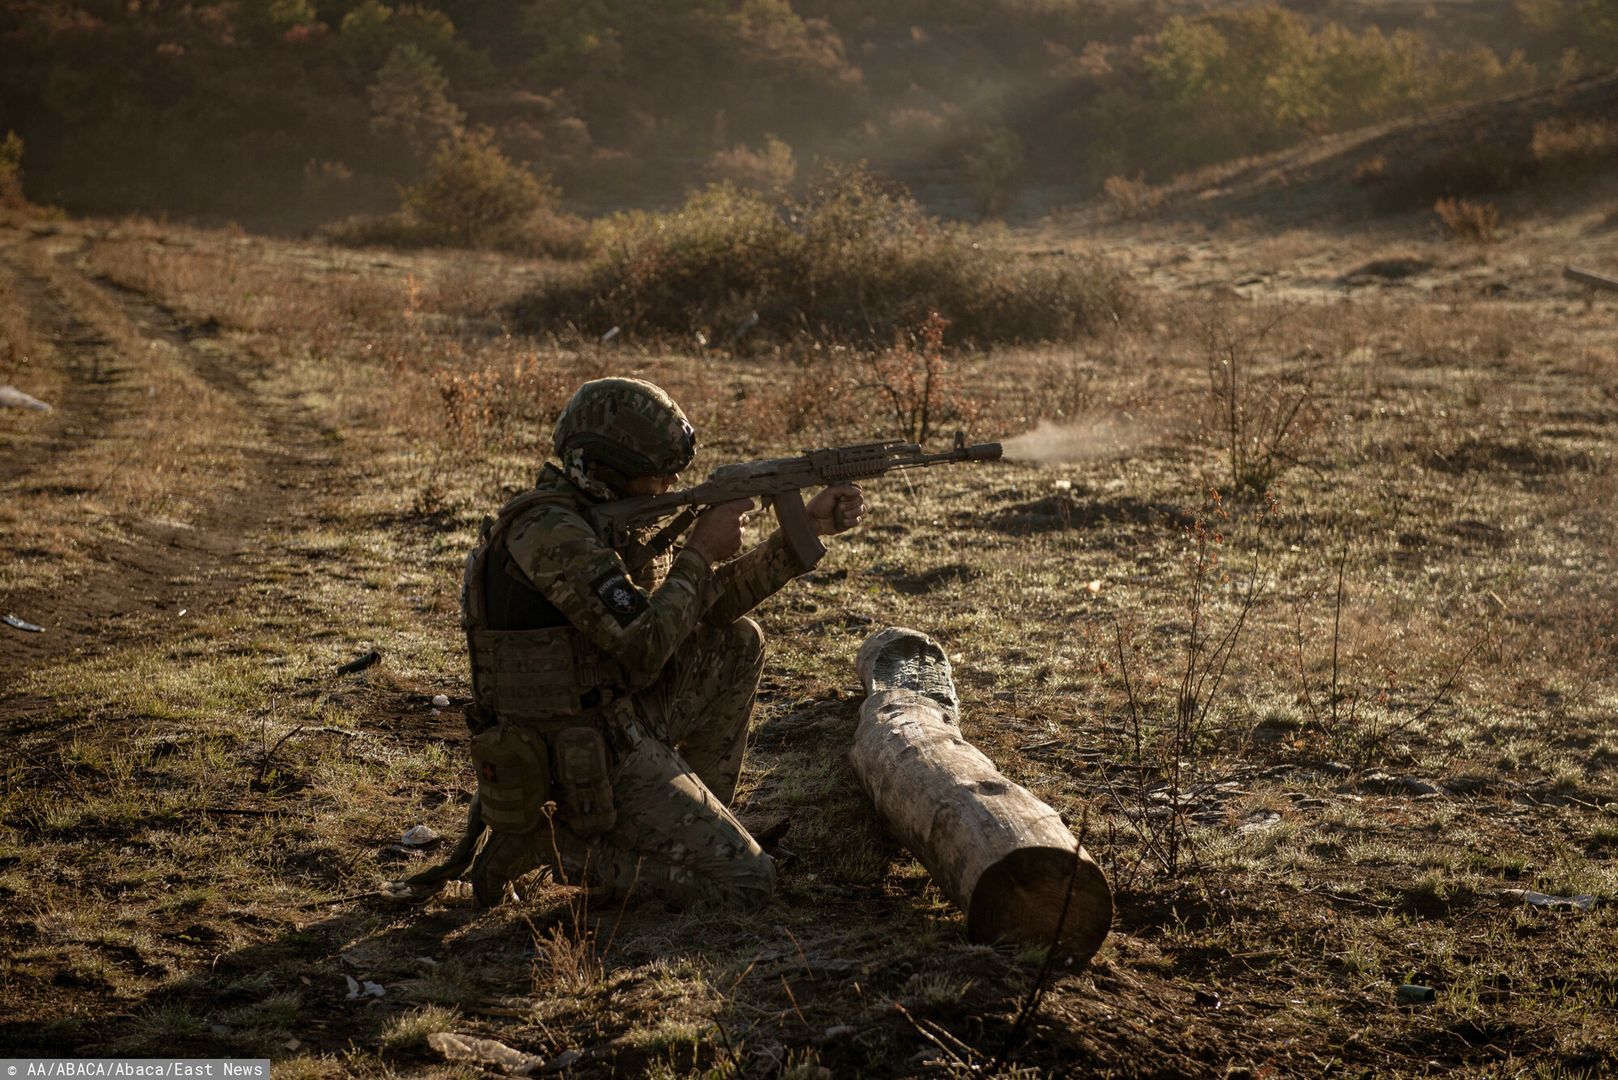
[703,483,861,624]
[704,530,812,626]
[507,505,717,689]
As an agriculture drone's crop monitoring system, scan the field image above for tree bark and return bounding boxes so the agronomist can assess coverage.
[851,627,1112,957]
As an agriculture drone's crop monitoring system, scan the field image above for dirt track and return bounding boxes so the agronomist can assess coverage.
[0,222,340,687]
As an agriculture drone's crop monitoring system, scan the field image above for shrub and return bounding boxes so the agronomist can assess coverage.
[403,129,549,247]
[1531,117,1618,175]
[325,129,592,258]
[1434,197,1501,243]
[510,165,1131,347]
[867,311,978,441]
[961,127,1024,217]
[1103,173,1160,219]
[707,135,797,193]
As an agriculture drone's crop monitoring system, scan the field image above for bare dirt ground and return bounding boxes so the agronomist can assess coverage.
[2,131,1617,1078]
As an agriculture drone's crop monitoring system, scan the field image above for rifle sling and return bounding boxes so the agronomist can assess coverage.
[621,508,699,576]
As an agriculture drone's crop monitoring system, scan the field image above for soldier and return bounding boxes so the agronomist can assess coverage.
[455,377,863,909]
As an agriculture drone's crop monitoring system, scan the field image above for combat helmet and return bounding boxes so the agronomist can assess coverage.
[553,378,696,482]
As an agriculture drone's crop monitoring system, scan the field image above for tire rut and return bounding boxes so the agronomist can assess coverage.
[0,227,345,692]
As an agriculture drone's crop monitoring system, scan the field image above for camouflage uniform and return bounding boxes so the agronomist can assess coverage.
[462,379,810,909]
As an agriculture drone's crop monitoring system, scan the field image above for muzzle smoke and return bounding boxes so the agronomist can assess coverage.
[1000,417,1144,464]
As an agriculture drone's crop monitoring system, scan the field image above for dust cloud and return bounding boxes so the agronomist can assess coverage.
[1000,417,1146,464]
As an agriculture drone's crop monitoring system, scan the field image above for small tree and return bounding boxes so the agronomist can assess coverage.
[369,44,465,158]
[402,129,554,248]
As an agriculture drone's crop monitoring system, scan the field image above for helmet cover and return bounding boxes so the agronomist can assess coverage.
[552,378,696,480]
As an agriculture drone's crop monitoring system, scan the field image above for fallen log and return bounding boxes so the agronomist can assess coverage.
[1564,266,1618,293]
[850,627,1112,957]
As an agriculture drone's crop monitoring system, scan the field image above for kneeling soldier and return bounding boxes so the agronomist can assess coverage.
[455,378,862,908]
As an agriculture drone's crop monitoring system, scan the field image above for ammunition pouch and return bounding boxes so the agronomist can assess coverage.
[470,724,552,834]
[551,726,617,837]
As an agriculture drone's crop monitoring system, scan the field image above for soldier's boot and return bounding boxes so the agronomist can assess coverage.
[469,828,546,907]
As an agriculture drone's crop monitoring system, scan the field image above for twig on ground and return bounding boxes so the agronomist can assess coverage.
[894,1002,976,1071]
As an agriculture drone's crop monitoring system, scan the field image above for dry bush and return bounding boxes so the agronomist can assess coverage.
[432,349,581,452]
[1106,493,1273,882]
[1351,154,1387,188]
[512,165,1131,348]
[743,349,867,443]
[707,135,797,193]
[1434,197,1501,243]
[1530,117,1618,176]
[1198,304,1321,495]
[1102,173,1161,219]
[865,311,978,442]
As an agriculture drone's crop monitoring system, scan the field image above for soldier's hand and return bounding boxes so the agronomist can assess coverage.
[687,499,754,564]
[806,483,865,536]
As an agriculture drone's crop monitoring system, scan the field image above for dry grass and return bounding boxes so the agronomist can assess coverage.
[2,207,1616,1077]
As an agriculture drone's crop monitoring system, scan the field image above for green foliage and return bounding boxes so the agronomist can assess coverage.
[522,0,625,83]
[511,165,1131,347]
[339,1,460,70]
[327,128,591,256]
[1093,5,1540,176]
[403,129,549,246]
[236,0,320,43]
[1516,0,1618,71]
[367,43,464,157]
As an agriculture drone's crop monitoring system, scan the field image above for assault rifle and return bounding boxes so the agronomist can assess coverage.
[589,432,1003,575]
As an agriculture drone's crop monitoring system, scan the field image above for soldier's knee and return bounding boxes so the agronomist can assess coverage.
[730,616,765,670]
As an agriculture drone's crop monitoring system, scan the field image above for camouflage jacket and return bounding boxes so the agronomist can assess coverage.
[500,464,808,691]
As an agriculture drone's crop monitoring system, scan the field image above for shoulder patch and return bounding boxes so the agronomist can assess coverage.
[590,568,649,627]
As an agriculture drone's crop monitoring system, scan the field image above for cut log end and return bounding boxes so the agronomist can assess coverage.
[855,626,959,723]
[967,845,1113,959]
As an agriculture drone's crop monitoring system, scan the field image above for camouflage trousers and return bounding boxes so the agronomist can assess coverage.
[471,617,774,909]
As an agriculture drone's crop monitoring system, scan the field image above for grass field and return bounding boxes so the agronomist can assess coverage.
[2,143,1617,1078]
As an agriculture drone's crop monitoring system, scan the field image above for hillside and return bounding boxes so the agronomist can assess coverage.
[2,1,1611,231]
